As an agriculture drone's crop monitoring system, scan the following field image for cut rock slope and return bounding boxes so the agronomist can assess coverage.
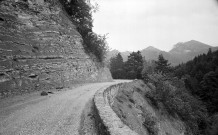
[0,0,112,97]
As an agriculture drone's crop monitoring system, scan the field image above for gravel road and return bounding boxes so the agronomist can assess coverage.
[0,80,129,135]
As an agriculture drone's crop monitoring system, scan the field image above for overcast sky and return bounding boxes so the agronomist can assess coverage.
[92,0,218,52]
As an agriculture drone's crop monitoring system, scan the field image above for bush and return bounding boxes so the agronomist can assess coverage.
[145,91,160,110]
[142,112,159,135]
[83,32,109,62]
[142,70,149,83]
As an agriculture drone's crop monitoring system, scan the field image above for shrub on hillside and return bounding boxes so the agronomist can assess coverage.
[144,75,208,135]
[142,112,159,135]
[83,32,109,62]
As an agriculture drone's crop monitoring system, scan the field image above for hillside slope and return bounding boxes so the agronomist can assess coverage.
[111,80,185,135]
[0,0,112,97]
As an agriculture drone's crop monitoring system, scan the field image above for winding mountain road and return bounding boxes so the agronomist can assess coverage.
[0,80,129,135]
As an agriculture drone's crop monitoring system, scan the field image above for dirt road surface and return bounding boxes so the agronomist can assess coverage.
[0,80,130,135]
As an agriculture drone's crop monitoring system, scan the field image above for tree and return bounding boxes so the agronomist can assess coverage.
[142,60,156,74]
[200,71,218,113]
[125,51,143,79]
[109,53,125,79]
[142,60,156,82]
[155,54,170,74]
[61,0,93,31]
[207,48,213,62]
[173,50,218,114]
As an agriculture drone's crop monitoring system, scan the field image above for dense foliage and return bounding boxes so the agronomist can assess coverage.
[109,51,143,79]
[141,54,171,83]
[124,51,143,79]
[155,54,171,73]
[109,49,218,134]
[109,53,125,79]
[145,75,208,135]
[142,50,218,135]
[110,52,171,79]
[142,112,158,135]
[173,49,218,114]
[61,0,108,62]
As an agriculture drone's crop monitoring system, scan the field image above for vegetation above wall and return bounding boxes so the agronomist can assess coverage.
[60,0,109,62]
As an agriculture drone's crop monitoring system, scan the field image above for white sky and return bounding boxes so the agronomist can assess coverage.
[92,0,218,52]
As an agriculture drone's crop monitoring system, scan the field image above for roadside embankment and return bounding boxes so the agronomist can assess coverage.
[109,80,186,135]
[94,79,186,135]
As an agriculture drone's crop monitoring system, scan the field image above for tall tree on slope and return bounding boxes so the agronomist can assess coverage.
[125,51,143,79]
[109,53,125,79]
[155,54,171,74]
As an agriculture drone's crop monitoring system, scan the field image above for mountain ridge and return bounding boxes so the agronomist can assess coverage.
[107,40,218,65]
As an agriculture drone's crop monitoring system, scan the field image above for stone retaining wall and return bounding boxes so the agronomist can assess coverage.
[94,84,138,135]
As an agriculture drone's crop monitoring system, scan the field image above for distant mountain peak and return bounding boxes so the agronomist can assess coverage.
[170,40,212,53]
[110,49,119,52]
[122,51,131,53]
[188,39,197,42]
[186,40,211,46]
[107,40,218,65]
[173,42,184,48]
[144,46,160,51]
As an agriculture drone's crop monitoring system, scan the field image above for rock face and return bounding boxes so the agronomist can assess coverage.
[0,0,112,97]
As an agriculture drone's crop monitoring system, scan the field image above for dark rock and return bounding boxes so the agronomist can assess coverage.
[56,86,64,90]
[40,91,48,96]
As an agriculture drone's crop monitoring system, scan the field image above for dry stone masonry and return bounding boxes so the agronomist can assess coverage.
[0,0,112,97]
[94,84,139,135]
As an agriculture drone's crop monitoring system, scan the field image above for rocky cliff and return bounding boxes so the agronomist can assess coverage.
[0,0,112,97]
